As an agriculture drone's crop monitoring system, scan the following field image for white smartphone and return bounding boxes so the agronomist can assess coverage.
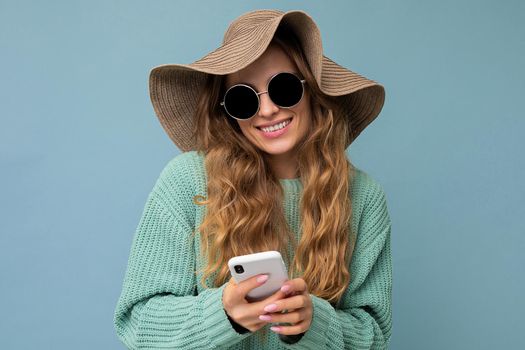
[228,250,289,302]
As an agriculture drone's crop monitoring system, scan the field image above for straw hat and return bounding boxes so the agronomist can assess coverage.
[149,9,385,152]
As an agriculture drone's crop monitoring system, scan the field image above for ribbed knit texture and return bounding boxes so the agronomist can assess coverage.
[114,151,393,349]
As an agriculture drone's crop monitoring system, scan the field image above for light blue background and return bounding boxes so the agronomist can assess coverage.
[1,0,523,349]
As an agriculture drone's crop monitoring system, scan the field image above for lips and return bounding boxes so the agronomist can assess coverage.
[255,117,293,130]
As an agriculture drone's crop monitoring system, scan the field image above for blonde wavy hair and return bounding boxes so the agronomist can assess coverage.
[190,24,357,310]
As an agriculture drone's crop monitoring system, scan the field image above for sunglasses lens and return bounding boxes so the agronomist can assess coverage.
[223,85,259,120]
[268,72,303,108]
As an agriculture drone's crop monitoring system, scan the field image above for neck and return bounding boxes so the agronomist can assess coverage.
[265,153,299,179]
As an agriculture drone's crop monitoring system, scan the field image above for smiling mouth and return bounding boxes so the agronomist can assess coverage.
[255,117,293,132]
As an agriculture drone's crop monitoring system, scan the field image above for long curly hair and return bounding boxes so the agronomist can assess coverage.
[190,23,357,309]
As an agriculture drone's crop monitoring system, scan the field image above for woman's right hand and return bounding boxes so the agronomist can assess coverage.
[222,274,287,333]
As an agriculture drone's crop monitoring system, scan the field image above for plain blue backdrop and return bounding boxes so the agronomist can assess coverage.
[1,0,523,349]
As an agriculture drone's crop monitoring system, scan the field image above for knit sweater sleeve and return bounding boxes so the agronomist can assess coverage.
[281,178,393,350]
[113,154,251,349]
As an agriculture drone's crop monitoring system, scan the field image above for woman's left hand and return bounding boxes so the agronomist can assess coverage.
[258,278,313,335]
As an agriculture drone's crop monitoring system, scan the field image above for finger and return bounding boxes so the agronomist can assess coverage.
[280,278,308,295]
[270,319,309,335]
[243,289,288,318]
[236,274,269,299]
[255,285,290,305]
[258,309,304,324]
[226,277,237,289]
[261,294,308,314]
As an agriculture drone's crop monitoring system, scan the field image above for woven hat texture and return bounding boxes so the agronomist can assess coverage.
[149,9,385,151]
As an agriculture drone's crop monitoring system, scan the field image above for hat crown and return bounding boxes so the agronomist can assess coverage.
[219,9,324,82]
[222,9,284,44]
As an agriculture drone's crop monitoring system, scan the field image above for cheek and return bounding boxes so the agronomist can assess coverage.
[296,106,312,133]
[236,120,245,131]
[237,120,253,137]
[297,95,312,129]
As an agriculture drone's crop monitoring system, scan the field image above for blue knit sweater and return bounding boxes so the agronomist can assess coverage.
[114,151,392,349]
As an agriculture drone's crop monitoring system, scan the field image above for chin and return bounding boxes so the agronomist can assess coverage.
[261,144,296,156]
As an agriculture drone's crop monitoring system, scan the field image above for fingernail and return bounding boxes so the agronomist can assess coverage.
[264,303,277,312]
[270,326,281,332]
[259,315,272,321]
[257,275,269,283]
[280,285,290,293]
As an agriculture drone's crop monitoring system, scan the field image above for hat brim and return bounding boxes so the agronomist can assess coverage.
[149,10,385,151]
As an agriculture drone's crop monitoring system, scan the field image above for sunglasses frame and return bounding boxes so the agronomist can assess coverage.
[220,71,306,121]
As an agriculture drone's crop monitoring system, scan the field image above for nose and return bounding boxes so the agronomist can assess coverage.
[257,91,279,119]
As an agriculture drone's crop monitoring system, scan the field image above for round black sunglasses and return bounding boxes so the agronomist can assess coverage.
[220,72,306,120]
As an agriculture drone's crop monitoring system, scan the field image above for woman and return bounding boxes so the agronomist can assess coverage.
[114,9,392,349]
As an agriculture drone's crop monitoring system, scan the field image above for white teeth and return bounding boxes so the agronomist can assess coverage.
[260,119,291,133]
